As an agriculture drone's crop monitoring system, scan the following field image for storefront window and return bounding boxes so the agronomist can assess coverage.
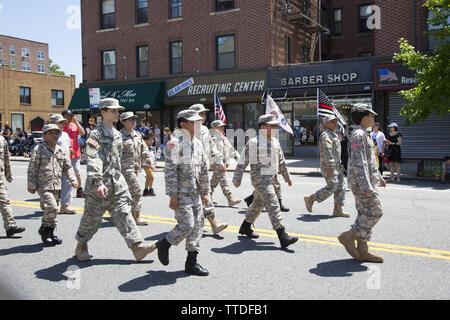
[244,103,264,131]
[224,103,243,130]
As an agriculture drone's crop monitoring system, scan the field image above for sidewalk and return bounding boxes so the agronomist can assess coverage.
[11,156,437,182]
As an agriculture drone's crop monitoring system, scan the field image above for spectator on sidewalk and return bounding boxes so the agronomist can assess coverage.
[442,156,450,184]
[386,122,403,182]
[142,134,156,196]
[371,122,387,175]
[62,110,86,197]
[2,123,11,144]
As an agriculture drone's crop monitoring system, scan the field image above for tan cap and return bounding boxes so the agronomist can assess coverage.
[322,114,339,123]
[189,104,209,113]
[211,120,226,128]
[119,111,137,122]
[49,114,67,123]
[42,124,61,134]
[100,98,125,110]
[351,103,377,116]
[258,114,279,125]
[177,110,203,121]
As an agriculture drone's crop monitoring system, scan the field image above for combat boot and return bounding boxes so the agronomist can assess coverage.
[338,229,361,260]
[244,194,254,208]
[279,199,290,212]
[156,238,171,266]
[304,194,316,212]
[60,204,76,215]
[131,241,157,262]
[75,242,91,262]
[185,251,209,276]
[356,239,384,263]
[207,214,228,235]
[276,226,298,248]
[238,220,259,239]
[333,203,350,218]
[225,193,241,207]
[6,226,25,238]
[49,226,63,245]
[38,225,54,247]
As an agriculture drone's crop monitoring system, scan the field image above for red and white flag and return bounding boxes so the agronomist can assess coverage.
[214,92,226,123]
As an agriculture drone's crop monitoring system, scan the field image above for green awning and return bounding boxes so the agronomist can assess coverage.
[68,81,165,113]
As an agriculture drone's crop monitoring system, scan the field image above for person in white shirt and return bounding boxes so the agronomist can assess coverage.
[371,122,386,175]
[49,114,76,214]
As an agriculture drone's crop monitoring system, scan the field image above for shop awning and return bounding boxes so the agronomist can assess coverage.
[68,81,165,113]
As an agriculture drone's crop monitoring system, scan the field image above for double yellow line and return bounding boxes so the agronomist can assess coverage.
[11,200,450,261]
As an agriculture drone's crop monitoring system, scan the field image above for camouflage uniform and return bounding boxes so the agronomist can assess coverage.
[314,128,345,204]
[233,134,291,230]
[120,127,152,219]
[0,136,17,231]
[164,131,210,252]
[75,125,143,248]
[27,141,77,227]
[347,125,384,241]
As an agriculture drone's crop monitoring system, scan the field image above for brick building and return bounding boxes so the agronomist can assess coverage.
[0,35,49,74]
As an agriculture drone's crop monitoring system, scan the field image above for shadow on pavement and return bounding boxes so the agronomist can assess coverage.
[35,256,153,283]
[211,237,279,255]
[118,270,189,292]
[14,211,43,220]
[0,243,43,256]
[145,232,168,242]
[297,214,337,222]
[309,259,368,277]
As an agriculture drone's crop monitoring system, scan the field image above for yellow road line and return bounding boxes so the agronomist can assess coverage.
[11,200,450,261]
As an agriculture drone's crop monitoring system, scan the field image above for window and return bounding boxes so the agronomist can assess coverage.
[101,0,115,29]
[10,60,16,70]
[37,50,45,60]
[358,52,372,57]
[215,0,234,12]
[302,45,311,62]
[427,10,450,51]
[10,46,15,55]
[102,50,116,80]
[11,114,24,133]
[216,35,235,70]
[170,41,182,74]
[333,8,343,35]
[169,0,182,19]
[137,46,149,77]
[20,87,31,104]
[22,62,30,71]
[0,59,2,66]
[0,43,2,52]
[51,90,64,106]
[136,0,148,24]
[22,48,30,57]
[358,4,373,33]
[285,36,291,65]
[38,64,45,73]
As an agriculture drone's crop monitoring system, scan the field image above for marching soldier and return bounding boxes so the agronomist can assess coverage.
[304,114,350,218]
[243,177,290,212]
[232,114,298,249]
[74,98,156,262]
[338,103,386,263]
[209,120,241,207]
[27,124,78,246]
[188,104,228,235]
[0,134,25,238]
[156,110,210,276]
[119,111,153,226]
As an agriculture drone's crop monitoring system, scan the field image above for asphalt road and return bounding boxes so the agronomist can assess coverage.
[0,161,449,300]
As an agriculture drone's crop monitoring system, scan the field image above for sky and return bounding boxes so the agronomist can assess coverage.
[0,0,82,86]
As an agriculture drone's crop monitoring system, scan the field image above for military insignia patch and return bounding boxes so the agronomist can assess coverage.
[166,143,175,150]
[87,138,99,148]
[351,141,362,149]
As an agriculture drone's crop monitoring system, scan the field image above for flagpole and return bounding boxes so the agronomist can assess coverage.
[316,88,320,173]
[214,92,217,121]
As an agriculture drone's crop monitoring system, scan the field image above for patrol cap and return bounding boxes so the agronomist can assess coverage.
[258,114,279,125]
[99,98,125,110]
[322,114,339,123]
[189,104,209,113]
[211,120,226,128]
[351,103,377,116]
[49,114,67,123]
[119,111,137,122]
[42,124,61,134]
[387,122,399,128]
[177,109,203,121]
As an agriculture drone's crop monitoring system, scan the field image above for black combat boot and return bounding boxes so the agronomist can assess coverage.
[156,238,171,266]
[185,251,209,276]
[6,226,25,238]
[276,226,298,249]
[38,225,55,247]
[244,194,254,207]
[49,226,63,245]
[279,199,290,212]
[239,221,259,239]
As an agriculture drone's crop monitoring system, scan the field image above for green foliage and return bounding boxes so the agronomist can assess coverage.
[48,58,66,76]
[394,0,450,126]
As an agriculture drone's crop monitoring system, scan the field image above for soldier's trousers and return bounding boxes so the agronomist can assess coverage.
[166,193,204,252]
[0,182,16,231]
[39,190,60,228]
[351,189,383,241]
[273,176,282,199]
[210,164,231,195]
[123,170,143,217]
[314,173,345,204]
[75,190,143,248]
[245,182,283,231]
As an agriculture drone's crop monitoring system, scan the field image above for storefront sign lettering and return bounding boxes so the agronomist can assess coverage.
[186,81,265,96]
[102,89,137,104]
[280,73,358,86]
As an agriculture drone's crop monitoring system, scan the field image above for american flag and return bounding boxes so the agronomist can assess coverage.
[214,92,226,123]
[378,69,398,82]
[317,89,346,131]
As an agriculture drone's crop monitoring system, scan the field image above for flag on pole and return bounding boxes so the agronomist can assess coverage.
[214,92,226,123]
[317,89,346,131]
[266,93,294,135]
